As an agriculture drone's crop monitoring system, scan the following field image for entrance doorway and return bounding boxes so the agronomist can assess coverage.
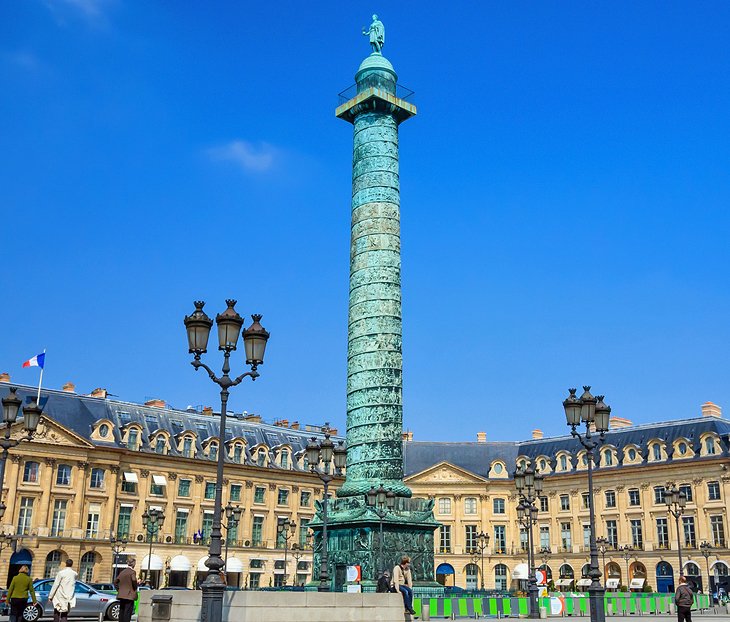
[436,563,455,586]
[8,549,33,587]
[656,561,674,593]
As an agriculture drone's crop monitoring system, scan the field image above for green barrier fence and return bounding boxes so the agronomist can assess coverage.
[413,592,711,618]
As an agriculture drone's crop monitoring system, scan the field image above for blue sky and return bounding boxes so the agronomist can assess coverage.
[1,1,728,442]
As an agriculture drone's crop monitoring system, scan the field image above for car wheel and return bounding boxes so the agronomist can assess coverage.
[106,601,121,621]
[22,604,41,622]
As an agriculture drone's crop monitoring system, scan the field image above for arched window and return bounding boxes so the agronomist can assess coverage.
[706,437,717,455]
[606,562,621,579]
[281,450,289,469]
[685,562,700,576]
[581,453,588,466]
[465,563,479,590]
[631,562,647,579]
[628,448,637,461]
[56,464,72,486]
[653,444,662,461]
[155,437,166,454]
[80,551,96,583]
[257,450,266,467]
[539,564,553,580]
[494,564,508,591]
[45,550,63,578]
[559,564,574,579]
[209,443,218,462]
[581,563,591,578]
[560,455,568,471]
[127,428,139,450]
[233,445,243,463]
[183,437,193,458]
[23,461,40,483]
[604,450,613,466]
[714,562,729,576]
[539,459,547,471]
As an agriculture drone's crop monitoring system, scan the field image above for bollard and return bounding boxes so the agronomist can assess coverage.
[421,606,430,621]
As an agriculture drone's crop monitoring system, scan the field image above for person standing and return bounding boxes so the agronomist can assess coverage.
[675,575,694,622]
[48,559,77,622]
[114,558,138,622]
[7,565,36,622]
[393,555,416,615]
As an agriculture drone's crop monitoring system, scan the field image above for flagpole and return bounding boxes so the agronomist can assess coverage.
[36,349,45,403]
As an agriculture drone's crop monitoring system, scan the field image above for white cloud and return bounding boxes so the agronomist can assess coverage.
[206,140,277,173]
[43,0,114,26]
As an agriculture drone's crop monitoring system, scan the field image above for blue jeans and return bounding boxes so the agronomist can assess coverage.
[399,585,414,611]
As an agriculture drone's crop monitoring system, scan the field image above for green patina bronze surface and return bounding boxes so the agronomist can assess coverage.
[308,26,441,590]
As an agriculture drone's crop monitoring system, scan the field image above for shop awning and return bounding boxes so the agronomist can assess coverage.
[513,563,529,580]
[141,554,163,571]
[169,555,191,572]
[556,579,574,586]
[123,472,138,483]
[152,474,167,486]
[225,558,244,573]
[630,578,646,589]
[197,556,210,572]
[576,578,592,587]
[606,578,620,589]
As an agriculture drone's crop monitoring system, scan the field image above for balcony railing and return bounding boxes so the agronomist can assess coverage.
[337,76,415,107]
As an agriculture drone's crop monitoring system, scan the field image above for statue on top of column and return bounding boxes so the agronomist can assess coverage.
[362,14,385,54]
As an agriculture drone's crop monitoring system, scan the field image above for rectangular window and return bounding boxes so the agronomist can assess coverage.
[539,526,550,549]
[540,496,549,512]
[493,525,506,553]
[280,450,288,469]
[438,498,452,514]
[56,465,71,487]
[254,487,265,504]
[560,522,572,549]
[708,481,721,501]
[178,479,191,497]
[583,524,591,547]
[493,498,505,514]
[202,511,214,541]
[183,437,193,458]
[90,468,104,489]
[605,491,616,508]
[520,528,528,552]
[464,498,477,515]
[155,438,166,454]
[628,489,641,506]
[127,429,138,450]
[277,489,289,505]
[298,518,310,548]
[117,506,132,539]
[656,518,669,548]
[682,516,696,548]
[230,484,242,502]
[205,482,215,500]
[210,444,218,462]
[150,482,164,496]
[630,519,643,549]
[175,510,188,544]
[226,522,238,546]
[465,525,477,551]
[606,520,618,547]
[23,462,39,483]
[51,500,67,537]
[654,486,666,505]
[252,516,264,546]
[17,497,33,535]
[582,493,590,509]
[440,525,452,553]
[249,573,260,589]
[679,484,693,503]
[711,515,726,547]
[560,495,570,511]
[86,503,101,538]
[300,491,311,507]
[706,438,716,455]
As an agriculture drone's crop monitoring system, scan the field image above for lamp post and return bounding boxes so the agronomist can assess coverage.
[365,485,396,576]
[110,532,128,582]
[277,518,297,586]
[618,545,634,590]
[306,433,347,591]
[539,546,551,585]
[595,537,609,586]
[564,386,610,622]
[472,531,490,591]
[515,462,543,618]
[142,507,165,588]
[184,300,269,622]
[0,388,42,502]
[665,485,687,581]
[700,541,712,593]
[223,502,242,574]
[291,532,312,587]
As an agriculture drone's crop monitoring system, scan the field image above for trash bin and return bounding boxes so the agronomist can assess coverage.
[539,606,548,618]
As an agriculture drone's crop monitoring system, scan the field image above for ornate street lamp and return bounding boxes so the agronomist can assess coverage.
[110,532,128,582]
[366,485,396,576]
[307,433,347,591]
[0,388,43,507]
[515,462,543,618]
[700,541,713,593]
[223,502,242,574]
[277,518,297,586]
[564,387,609,622]
[618,545,634,590]
[471,531,490,591]
[665,485,687,582]
[184,300,268,622]
[142,507,165,588]
[291,531,313,587]
[595,537,609,586]
[539,546,552,584]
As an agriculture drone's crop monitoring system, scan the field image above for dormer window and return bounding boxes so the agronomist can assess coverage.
[604,450,613,466]
[559,455,568,470]
[233,445,243,463]
[678,442,687,455]
[99,424,110,438]
[628,448,637,461]
[653,444,662,461]
[257,449,266,467]
[183,437,193,458]
[706,437,717,455]
[127,429,139,450]
[155,437,166,454]
[281,450,289,469]
[209,442,218,462]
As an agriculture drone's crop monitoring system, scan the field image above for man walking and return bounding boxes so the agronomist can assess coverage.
[675,575,694,622]
[48,559,77,622]
[114,558,138,622]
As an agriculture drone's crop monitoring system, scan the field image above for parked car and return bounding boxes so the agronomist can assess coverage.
[89,583,116,594]
[22,579,120,621]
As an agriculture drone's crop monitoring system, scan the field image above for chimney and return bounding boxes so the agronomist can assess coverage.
[290,421,300,430]
[532,429,544,440]
[402,431,413,441]
[274,419,289,427]
[609,416,633,429]
[702,402,722,418]
[476,432,487,443]
[0,372,10,383]
[144,398,166,408]
[90,388,107,399]
[243,413,262,423]
[328,428,338,436]
[62,382,76,393]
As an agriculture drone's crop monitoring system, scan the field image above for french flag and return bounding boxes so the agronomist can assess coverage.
[22,352,45,369]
